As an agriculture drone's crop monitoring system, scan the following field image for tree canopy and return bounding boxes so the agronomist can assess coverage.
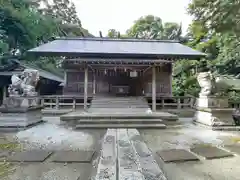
[0,0,91,76]
[126,15,182,40]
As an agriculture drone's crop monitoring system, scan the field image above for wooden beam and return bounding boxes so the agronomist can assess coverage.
[84,67,88,110]
[152,65,156,112]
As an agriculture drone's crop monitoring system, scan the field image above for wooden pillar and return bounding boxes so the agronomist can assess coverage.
[64,71,67,86]
[152,65,156,112]
[93,72,96,95]
[55,96,59,110]
[84,66,88,110]
[3,86,7,101]
[169,63,173,95]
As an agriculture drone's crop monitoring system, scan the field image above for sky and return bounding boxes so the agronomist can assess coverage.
[73,0,192,36]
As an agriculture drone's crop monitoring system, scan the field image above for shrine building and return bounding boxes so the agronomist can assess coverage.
[28,37,205,111]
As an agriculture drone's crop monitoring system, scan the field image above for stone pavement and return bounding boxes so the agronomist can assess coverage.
[140,119,240,180]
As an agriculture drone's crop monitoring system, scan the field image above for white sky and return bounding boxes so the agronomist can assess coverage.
[73,0,192,36]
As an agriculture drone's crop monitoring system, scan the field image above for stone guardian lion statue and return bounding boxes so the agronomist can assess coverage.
[5,69,40,108]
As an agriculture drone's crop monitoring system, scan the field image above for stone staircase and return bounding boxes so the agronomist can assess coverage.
[60,96,178,129]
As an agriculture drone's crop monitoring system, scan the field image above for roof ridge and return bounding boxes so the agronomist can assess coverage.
[56,37,179,43]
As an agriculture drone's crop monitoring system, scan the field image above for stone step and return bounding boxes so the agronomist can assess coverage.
[76,119,163,124]
[89,108,149,111]
[90,105,149,109]
[61,112,178,121]
[91,102,149,105]
[75,124,166,129]
[91,100,148,103]
[91,103,149,106]
[92,99,147,102]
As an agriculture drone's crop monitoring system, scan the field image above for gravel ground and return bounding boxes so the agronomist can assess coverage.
[0,119,105,180]
[15,122,105,151]
[140,119,240,180]
[2,163,92,180]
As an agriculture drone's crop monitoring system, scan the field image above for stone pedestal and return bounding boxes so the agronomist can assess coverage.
[194,97,235,127]
[196,96,229,108]
[0,96,43,129]
[0,106,43,129]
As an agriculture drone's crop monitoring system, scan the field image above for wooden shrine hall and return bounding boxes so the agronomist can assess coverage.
[28,37,205,111]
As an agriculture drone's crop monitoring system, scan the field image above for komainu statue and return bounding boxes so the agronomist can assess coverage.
[4,69,40,108]
[197,71,240,97]
[197,71,214,97]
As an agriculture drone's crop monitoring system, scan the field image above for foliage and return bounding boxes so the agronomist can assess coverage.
[0,0,91,77]
[107,29,119,38]
[187,0,240,35]
[126,15,182,40]
[173,0,240,101]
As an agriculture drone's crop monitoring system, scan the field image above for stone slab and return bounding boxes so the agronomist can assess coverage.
[6,150,52,162]
[190,146,233,159]
[51,151,94,163]
[77,119,163,124]
[95,129,117,180]
[127,129,167,180]
[61,111,178,121]
[41,108,73,115]
[157,149,200,163]
[224,145,240,155]
[75,124,166,129]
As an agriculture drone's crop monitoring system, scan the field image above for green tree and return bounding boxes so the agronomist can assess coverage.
[39,0,81,25]
[126,15,182,40]
[0,0,59,55]
[163,22,182,40]
[107,29,119,38]
[188,0,240,35]
[126,15,164,39]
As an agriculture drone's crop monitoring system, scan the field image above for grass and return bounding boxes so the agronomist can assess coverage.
[0,138,20,178]
[230,137,240,143]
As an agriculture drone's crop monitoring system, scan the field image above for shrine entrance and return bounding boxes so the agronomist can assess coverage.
[98,68,143,97]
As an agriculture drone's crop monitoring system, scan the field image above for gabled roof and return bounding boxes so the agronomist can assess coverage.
[28,37,206,60]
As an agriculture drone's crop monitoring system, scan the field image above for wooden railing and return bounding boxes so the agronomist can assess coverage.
[40,95,91,110]
[149,97,240,109]
[149,96,196,109]
[229,101,240,108]
[40,95,240,110]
